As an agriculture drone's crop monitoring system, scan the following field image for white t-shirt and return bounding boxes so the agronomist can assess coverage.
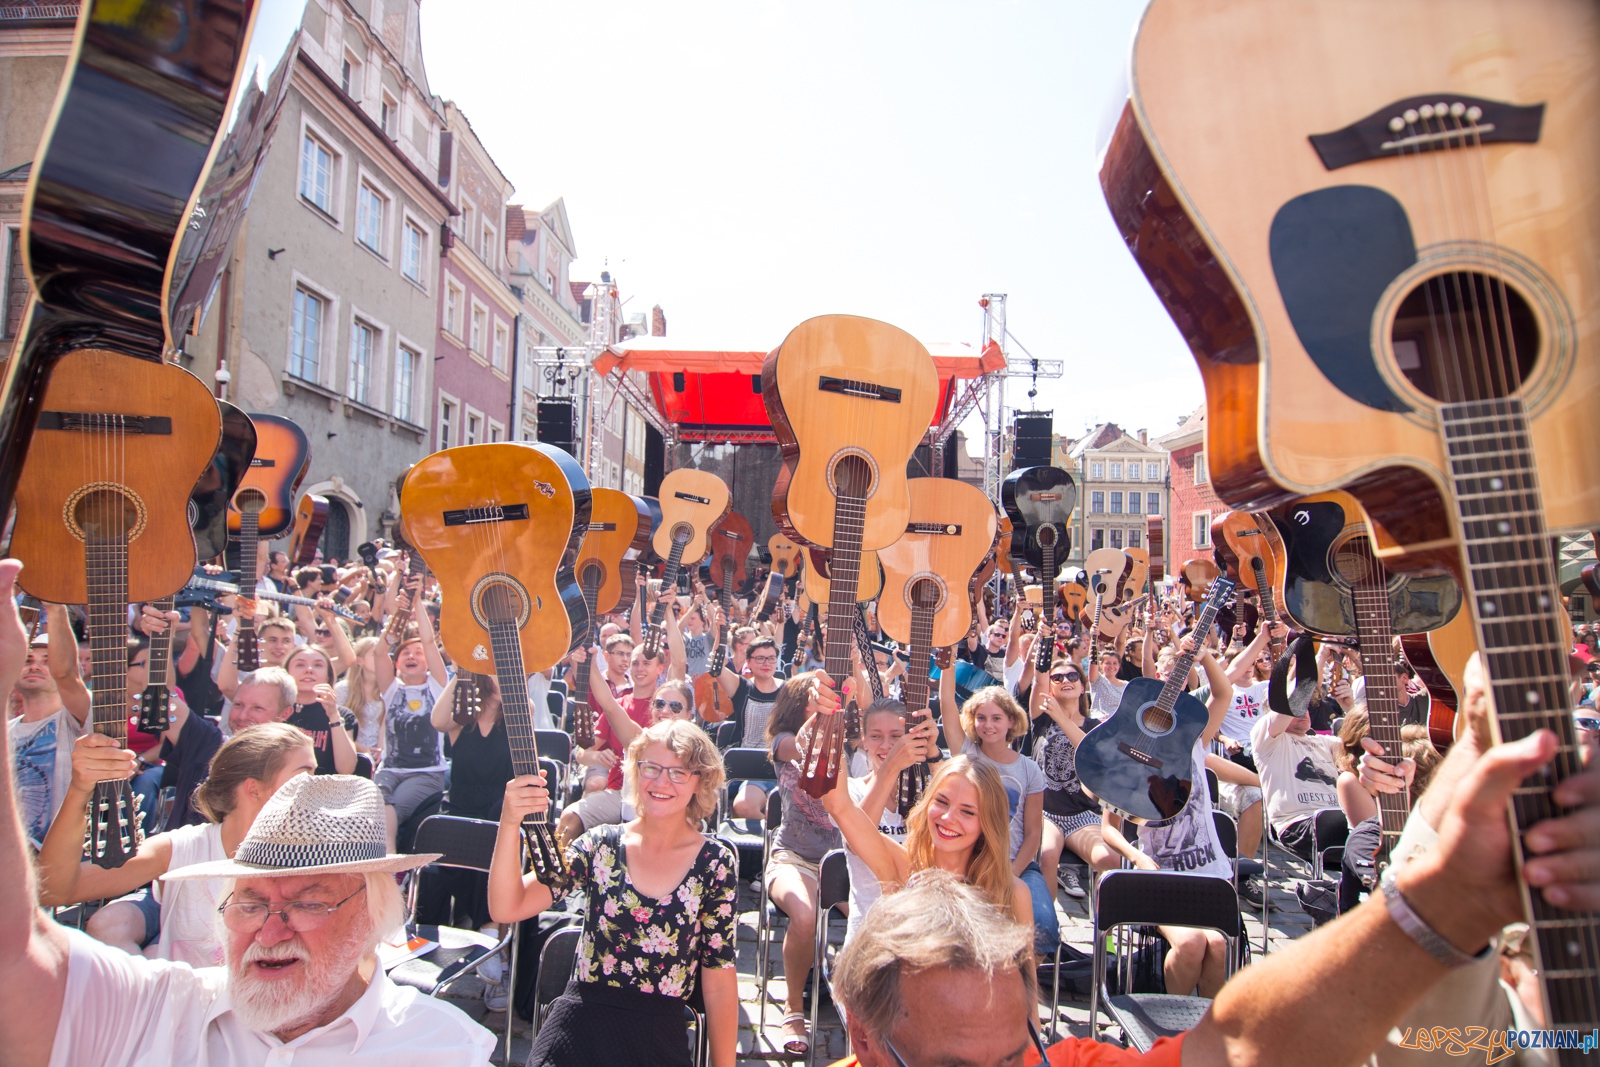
[1135,742,1234,880]
[1219,680,1269,754]
[48,928,495,1066]
[152,822,228,967]
[1250,714,1341,834]
[845,774,906,941]
[8,706,89,845]
[960,741,1045,860]
[380,676,447,773]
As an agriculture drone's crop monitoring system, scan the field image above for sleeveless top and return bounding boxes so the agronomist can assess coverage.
[152,821,228,967]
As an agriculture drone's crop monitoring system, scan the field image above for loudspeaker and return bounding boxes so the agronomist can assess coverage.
[1013,416,1053,466]
[536,400,574,452]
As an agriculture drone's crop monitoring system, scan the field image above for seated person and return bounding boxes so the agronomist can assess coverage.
[372,592,450,851]
[1250,672,1343,863]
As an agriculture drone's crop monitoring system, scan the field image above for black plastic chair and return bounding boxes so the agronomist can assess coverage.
[1089,871,1241,1052]
[536,728,572,767]
[711,719,740,750]
[549,678,569,700]
[400,816,520,1058]
[545,690,566,730]
[807,849,851,1067]
[1205,767,1219,805]
[1311,808,1349,880]
[754,789,788,1023]
[718,748,778,880]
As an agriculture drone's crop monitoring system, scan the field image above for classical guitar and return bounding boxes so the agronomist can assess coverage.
[696,511,752,724]
[190,401,258,563]
[878,477,999,814]
[768,532,804,580]
[400,442,592,887]
[570,488,652,746]
[1212,511,1285,659]
[803,547,884,607]
[696,604,734,724]
[1105,0,1600,1034]
[13,351,221,867]
[708,510,754,606]
[766,315,938,798]
[1085,548,1142,640]
[289,493,329,566]
[228,414,310,539]
[642,469,730,658]
[1001,466,1078,671]
[997,514,1016,575]
[1077,578,1236,823]
[1178,558,1220,604]
[136,597,175,735]
[452,671,487,728]
[185,573,360,623]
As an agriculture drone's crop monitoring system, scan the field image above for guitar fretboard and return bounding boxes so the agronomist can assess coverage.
[1249,555,1285,659]
[235,510,260,671]
[145,595,174,689]
[1035,538,1057,671]
[85,536,129,745]
[644,539,688,657]
[1441,397,1596,1036]
[900,597,936,713]
[1346,540,1411,859]
[486,618,549,826]
[823,492,868,685]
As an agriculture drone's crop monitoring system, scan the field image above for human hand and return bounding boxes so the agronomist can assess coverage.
[70,733,138,794]
[594,748,619,770]
[1331,678,1353,710]
[501,772,550,821]
[135,604,172,636]
[314,683,340,721]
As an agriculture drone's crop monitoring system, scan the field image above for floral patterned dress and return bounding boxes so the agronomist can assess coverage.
[568,823,738,1001]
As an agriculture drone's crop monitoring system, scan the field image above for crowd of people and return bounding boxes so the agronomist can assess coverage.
[3,535,1599,1067]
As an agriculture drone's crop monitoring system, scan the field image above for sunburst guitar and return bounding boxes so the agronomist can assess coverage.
[227,414,309,539]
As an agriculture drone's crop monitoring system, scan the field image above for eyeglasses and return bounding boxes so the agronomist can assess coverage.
[636,760,698,785]
[882,1018,1051,1066]
[748,655,779,665]
[1050,671,1082,684]
[217,885,366,933]
[651,697,686,714]
[1576,717,1600,733]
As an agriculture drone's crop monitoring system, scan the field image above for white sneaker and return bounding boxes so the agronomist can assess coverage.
[478,951,504,986]
[1058,865,1088,900]
[483,981,508,1013]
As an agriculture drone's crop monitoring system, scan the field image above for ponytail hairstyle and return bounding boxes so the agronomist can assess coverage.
[189,722,314,823]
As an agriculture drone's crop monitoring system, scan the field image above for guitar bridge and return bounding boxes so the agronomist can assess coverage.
[818,376,901,403]
[444,503,530,526]
[38,411,171,435]
[1116,742,1164,771]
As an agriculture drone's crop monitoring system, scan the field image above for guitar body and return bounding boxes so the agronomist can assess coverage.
[1403,605,1476,751]
[765,314,940,551]
[1179,559,1220,603]
[997,515,1016,574]
[189,401,257,561]
[228,414,309,538]
[1267,491,1463,639]
[651,469,731,567]
[1211,511,1278,596]
[636,495,666,567]
[1058,582,1087,621]
[768,533,804,579]
[13,350,221,603]
[1000,466,1077,570]
[708,510,755,591]
[290,493,329,566]
[576,488,651,616]
[1084,548,1132,605]
[1124,548,1150,599]
[803,547,883,605]
[1076,678,1209,823]
[695,670,733,724]
[877,478,999,649]
[400,443,591,674]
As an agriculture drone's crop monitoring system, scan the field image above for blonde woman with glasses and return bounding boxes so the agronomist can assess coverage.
[489,719,737,1067]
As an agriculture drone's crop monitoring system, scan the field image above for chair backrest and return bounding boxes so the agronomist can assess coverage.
[412,815,501,873]
[712,720,740,750]
[537,925,583,1005]
[1313,807,1350,851]
[1211,810,1238,861]
[1095,871,1241,939]
[1329,716,1344,737]
[1206,767,1220,805]
[544,692,566,729]
[536,728,573,765]
[722,747,776,784]
[817,848,850,911]
[765,786,783,831]
[550,678,569,699]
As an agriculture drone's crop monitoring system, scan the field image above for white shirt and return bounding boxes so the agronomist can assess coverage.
[1250,715,1341,834]
[152,822,228,967]
[844,774,906,941]
[1219,679,1269,754]
[50,929,495,1067]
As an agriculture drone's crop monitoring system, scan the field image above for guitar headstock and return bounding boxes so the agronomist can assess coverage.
[137,686,170,733]
[86,780,143,869]
[452,672,483,726]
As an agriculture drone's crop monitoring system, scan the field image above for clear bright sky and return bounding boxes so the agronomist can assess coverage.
[418,0,1203,446]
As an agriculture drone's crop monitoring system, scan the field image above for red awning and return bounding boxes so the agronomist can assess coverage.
[594,337,1003,444]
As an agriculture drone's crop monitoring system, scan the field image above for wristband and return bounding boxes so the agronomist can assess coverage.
[1378,866,1493,969]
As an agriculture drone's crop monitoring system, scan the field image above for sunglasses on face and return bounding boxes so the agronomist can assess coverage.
[1050,671,1082,684]
[636,760,698,784]
[651,697,686,714]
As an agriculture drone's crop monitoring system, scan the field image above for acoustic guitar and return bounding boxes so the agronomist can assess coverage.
[1084,548,1141,640]
[1077,577,1235,823]
[189,401,258,563]
[766,315,938,797]
[400,442,591,887]
[768,533,804,580]
[1146,516,1166,582]
[641,469,730,658]
[1106,0,1600,1033]
[452,671,488,728]
[803,547,884,607]
[136,596,176,735]
[228,414,310,539]
[708,510,755,604]
[289,494,329,566]
[1212,511,1285,659]
[1401,608,1476,752]
[1001,466,1078,670]
[570,488,652,746]
[878,477,999,814]
[12,351,221,867]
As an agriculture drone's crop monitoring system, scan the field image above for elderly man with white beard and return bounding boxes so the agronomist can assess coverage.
[0,557,496,1067]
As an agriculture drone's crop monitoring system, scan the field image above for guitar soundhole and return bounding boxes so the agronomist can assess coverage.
[68,485,143,542]
[235,487,267,514]
[671,522,693,545]
[910,577,942,613]
[1391,271,1537,403]
[1332,537,1374,586]
[830,453,873,499]
[477,579,529,627]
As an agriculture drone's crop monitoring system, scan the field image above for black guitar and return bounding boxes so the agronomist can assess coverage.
[1077,578,1236,823]
[190,401,258,562]
[1001,466,1077,669]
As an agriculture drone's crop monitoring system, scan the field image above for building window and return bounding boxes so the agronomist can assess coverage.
[1110,529,1123,549]
[290,288,324,381]
[1128,462,1141,481]
[1194,511,1212,548]
[299,133,334,215]
[380,94,397,138]
[438,398,456,450]
[1128,529,1141,549]
[340,55,359,97]
[1147,492,1160,515]
[1090,528,1105,552]
[402,221,426,285]
[1147,462,1161,480]
[545,270,555,292]
[1110,462,1123,479]
[480,222,496,267]
[469,303,486,356]
[444,280,463,337]
[1090,491,1105,514]
[1110,492,1123,514]
[393,345,418,422]
[356,182,385,254]
[1128,493,1142,515]
[1091,461,1104,480]
[466,411,481,445]
[348,320,374,405]
[492,321,508,371]
[1194,451,1209,484]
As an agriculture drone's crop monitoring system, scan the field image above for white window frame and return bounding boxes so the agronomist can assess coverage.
[458,195,476,242]
[488,418,505,443]
[1147,492,1161,516]
[392,338,423,424]
[491,318,509,372]
[400,210,429,289]
[1128,462,1142,481]
[1128,493,1142,515]
[340,50,362,100]
[1110,528,1124,550]
[380,91,398,138]
[480,219,497,270]
[468,298,488,359]
[1109,461,1123,480]
[465,406,483,446]
[1110,491,1123,514]
[443,275,465,339]
[1,224,20,339]
[1090,461,1105,480]
[1090,491,1104,514]
[287,271,339,389]
[437,391,459,452]
[1128,529,1141,549]
[353,167,393,260]
[296,115,343,227]
[1147,462,1161,481]
[1194,450,1209,485]
[1090,528,1105,552]
[1194,510,1213,549]
[344,307,388,410]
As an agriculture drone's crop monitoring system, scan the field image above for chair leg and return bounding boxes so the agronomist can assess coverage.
[1048,940,1062,1045]
[503,921,519,1066]
[1260,831,1271,956]
[808,904,826,1067]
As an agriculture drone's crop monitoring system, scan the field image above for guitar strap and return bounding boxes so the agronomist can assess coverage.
[1268,634,1318,717]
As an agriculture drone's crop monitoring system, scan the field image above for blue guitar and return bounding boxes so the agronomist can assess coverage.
[1076,577,1236,823]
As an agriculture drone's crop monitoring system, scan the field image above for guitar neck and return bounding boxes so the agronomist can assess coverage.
[1349,549,1411,862]
[1441,398,1598,1018]
[901,606,936,712]
[571,573,601,710]
[793,603,816,673]
[1035,541,1057,672]
[1157,588,1229,713]
[146,595,174,690]
[1250,555,1284,658]
[235,511,260,670]
[644,541,687,654]
[487,619,548,824]
[823,494,869,685]
[85,537,129,743]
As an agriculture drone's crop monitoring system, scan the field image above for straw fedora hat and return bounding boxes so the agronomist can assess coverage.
[164,774,441,880]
